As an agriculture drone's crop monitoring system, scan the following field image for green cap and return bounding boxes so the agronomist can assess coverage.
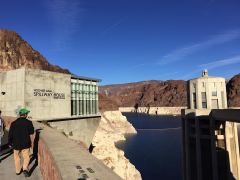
[19,108,30,115]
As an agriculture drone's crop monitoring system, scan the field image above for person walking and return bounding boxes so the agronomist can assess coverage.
[0,110,5,162]
[8,108,34,177]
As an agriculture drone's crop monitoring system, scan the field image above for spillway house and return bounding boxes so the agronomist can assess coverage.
[0,68,101,120]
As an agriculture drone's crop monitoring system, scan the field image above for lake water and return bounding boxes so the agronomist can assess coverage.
[116,112,182,180]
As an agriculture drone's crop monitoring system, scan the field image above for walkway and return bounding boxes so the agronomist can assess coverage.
[0,133,41,180]
[0,118,122,180]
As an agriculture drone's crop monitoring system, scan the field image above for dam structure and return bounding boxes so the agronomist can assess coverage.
[0,68,122,179]
[182,70,240,180]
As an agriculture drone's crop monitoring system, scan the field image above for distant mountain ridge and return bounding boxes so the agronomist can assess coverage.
[100,75,240,111]
[100,80,188,108]
[0,29,70,73]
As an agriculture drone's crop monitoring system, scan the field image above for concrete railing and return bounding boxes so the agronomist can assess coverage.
[2,116,122,180]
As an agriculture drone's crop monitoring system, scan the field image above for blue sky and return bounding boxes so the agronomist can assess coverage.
[1,0,240,85]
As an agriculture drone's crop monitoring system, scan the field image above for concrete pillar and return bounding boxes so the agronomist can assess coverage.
[225,122,240,180]
[184,118,191,180]
[195,116,202,180]
[210,117,218,180]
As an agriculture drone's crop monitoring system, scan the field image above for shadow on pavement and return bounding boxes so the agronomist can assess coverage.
[0,145,13,162]
[0,131,13,162]
[29,129,41,176]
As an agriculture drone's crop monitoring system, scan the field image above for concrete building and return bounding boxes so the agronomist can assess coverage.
[0,68,101,147]
[189,69,227,109]
[182,70,240,180]
[0,68,100,120]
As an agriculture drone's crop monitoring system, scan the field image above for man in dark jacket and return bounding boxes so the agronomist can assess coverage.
[8,108,34,177]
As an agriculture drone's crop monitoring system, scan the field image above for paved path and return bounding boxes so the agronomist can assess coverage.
[0,133,42,180]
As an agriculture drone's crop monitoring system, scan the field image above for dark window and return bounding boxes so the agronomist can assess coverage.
[202,102,207,109]
[193,92,197,109]
[201,92,207,109]
[71,100,74,115]
[212,91,217,96]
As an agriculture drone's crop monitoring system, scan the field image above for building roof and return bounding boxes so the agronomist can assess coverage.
[71,74,101,82]
[189,76,225,81]
[189,69,225,81]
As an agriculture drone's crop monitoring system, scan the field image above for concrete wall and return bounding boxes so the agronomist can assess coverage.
[119,106,186,115]
[24,69,71,119]
[48,116,101,148]
[0,69,25,116]
[226,122,240,180]
[0,68,72,120]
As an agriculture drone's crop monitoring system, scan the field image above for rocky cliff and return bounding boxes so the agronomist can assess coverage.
[0,29,69,73]
[100,80,188,108]
[227,74,240,107]
[99,93,119,112]
[92,111,142,180]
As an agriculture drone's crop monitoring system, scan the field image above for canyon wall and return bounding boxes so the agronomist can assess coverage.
[100,80,188,108]
[227,74,240,107]
[99,93,119,111]
[0,29,70,73]
[92,111,142,180]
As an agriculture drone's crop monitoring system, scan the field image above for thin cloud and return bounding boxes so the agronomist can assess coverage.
[45,0,84,50]
[158,30,240,65]
[199,55,240,70]
[181,55,240,79]
[180,69,202,80]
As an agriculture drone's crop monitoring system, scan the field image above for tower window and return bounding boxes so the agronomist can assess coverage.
[201,92,207,109]
[212,91,217,96]
[193,83,196,90]
[193,92,197,109]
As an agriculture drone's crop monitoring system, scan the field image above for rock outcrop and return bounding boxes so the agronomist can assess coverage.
[100,80,188,108]
[0,29,70,73]
[227,74,240,107]
[92,111,142,180]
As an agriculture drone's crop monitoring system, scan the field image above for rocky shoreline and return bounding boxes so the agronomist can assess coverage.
[92,111,142,180]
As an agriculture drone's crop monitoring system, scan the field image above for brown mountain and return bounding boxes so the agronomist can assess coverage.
[227,74,240,107]
[99,93,119,112]
[99,80,188,108]
[99,75,240,111]
[0,29,70,73]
